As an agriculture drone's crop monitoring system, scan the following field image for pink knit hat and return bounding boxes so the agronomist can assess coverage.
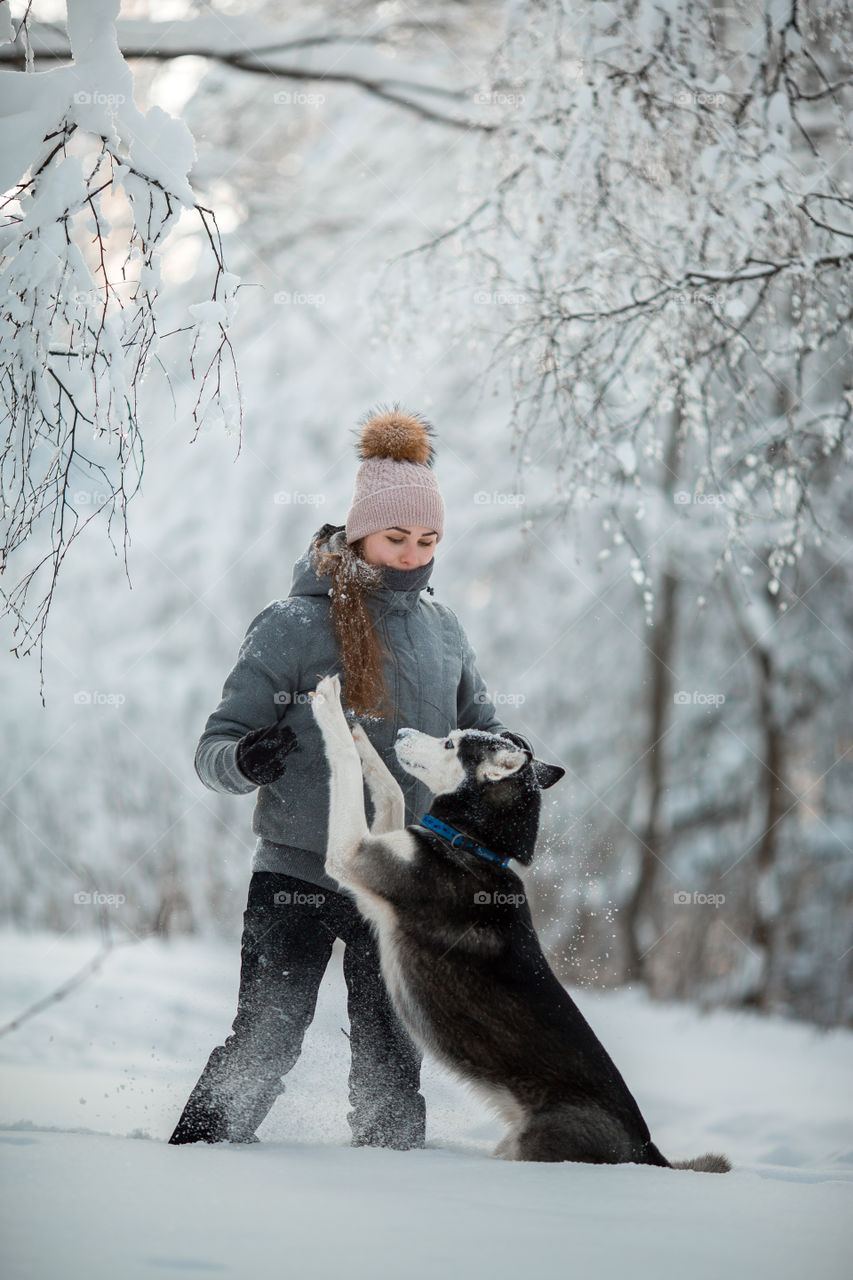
[345,405,445,543]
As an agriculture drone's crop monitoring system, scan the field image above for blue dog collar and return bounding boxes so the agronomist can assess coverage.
[418,813,510,869]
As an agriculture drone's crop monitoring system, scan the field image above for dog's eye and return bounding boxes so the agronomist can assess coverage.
[444,738,454,749]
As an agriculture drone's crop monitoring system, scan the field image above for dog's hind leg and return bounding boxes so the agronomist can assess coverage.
[351,723,405,835]
[475,1085,527,1162]
[493,1125,525,1160]
[511,1106,638,1164]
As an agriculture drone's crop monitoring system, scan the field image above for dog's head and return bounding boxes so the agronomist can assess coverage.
[394,727,564,865]
[395,727,563,794]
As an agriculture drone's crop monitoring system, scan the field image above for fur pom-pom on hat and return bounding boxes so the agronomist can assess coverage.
[346,402,445,544]
[356,405,436,467]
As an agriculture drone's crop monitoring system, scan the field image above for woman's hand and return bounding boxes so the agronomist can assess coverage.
[235,720,298,786]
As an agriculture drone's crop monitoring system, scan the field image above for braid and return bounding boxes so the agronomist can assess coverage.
[313,532,394,719]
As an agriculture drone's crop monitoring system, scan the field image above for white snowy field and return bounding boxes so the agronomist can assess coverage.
[1,930,851,1280]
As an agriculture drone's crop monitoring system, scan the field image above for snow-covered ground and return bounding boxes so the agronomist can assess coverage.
[1,929,851,1279]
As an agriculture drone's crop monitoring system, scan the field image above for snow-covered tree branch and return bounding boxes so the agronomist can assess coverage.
[384,0,852,580]
[0,11,498,132]
[0,0,241,696]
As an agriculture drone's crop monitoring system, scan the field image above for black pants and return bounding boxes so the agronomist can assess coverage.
[169,872,425,1147]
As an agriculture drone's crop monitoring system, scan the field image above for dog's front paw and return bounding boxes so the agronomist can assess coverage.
[310,674,343,726]
[310,674,352,748]
[351,723,379,775]
[310,673,341,710]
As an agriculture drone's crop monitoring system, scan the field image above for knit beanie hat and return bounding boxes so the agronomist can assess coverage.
[345,405,445,544]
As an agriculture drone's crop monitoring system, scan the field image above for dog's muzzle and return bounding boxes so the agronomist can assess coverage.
[394,728,426,771]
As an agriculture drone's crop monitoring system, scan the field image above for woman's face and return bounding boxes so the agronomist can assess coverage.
[360,526,438,569]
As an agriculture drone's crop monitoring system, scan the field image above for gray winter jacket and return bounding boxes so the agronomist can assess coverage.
[195,525,520,889]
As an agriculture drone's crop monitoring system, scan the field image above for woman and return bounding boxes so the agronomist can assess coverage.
[169,405,531,1148]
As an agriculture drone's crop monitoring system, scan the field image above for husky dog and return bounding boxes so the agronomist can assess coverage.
[310,675,729,1171]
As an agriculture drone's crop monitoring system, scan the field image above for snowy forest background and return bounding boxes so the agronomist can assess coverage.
[2,0,851,1029]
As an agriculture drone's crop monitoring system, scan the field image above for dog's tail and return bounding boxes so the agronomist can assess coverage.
[644,1141,730,1172]
[669,1151,732,1173]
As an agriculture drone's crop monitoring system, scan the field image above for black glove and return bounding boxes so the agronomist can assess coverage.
[235,720,298,786]
[500,730,534,757]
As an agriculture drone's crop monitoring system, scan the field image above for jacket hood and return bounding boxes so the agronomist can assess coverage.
[289,523,434,613]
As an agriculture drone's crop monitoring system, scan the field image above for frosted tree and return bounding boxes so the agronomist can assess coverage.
[0,0,241,695]
[387,0,852,546]
[380,0,853,1018]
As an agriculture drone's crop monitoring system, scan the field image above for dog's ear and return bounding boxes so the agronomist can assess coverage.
[532,761,565,790]
[477,747,528,783]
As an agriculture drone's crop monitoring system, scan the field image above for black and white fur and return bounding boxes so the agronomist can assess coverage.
[310,675,729,1171]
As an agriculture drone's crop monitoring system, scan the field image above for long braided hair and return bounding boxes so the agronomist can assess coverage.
[312,530,393,719]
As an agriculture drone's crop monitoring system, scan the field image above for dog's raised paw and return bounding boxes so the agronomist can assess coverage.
[351,722,375,760]
[310,674,342,714]
[310,674,355,749]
